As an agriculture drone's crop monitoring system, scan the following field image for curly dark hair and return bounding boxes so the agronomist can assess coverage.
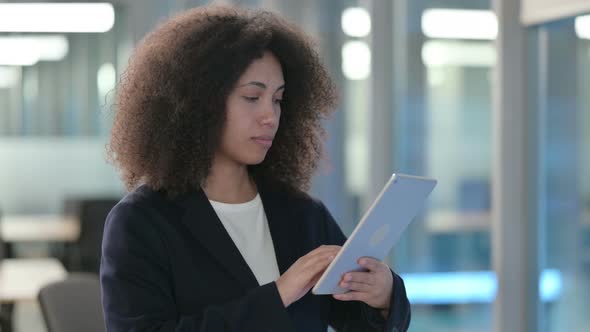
[108,5,337,196]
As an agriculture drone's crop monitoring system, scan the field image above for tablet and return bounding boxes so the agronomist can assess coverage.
[312,173,437,295]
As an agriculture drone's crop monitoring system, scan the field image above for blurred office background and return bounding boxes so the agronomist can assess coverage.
[0,0,588,331]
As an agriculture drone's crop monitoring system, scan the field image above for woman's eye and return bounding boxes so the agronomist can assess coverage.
[243,96,259,102]
[273,99,283,105]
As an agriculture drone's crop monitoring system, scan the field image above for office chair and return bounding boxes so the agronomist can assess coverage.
[38,273,105,332]
[0,209,11,332]
[63,198,119,273]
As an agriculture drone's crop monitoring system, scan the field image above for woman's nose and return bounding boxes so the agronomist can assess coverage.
[260,102,279,126]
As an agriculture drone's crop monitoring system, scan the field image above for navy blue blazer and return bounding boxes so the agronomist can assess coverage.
[100,178,411,331]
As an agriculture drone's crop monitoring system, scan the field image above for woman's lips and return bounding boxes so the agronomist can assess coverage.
[252,136,273,147]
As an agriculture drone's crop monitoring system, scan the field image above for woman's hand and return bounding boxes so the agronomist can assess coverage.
[332,257,393,316]
[275,245,341,307]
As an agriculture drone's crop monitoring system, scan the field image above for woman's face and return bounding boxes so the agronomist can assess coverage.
[217,51,284,166]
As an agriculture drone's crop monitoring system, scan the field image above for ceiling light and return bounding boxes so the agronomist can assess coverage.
[0,36,69,66]
[422,40,496,67]
[342,41,371,80]
[0,67,20,88]
[0,3,115,33]
[342,7,371,37]
[575,15,590,40]
[422,9,498,40]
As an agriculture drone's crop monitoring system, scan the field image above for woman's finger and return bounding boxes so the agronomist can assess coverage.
[302,246,340,262]
[340,280,372,293]
[333,291,368,302]
[311,245,342,254]
[357,257,382,272]
[301,247,339,266]
[300,253,334,279]
[341,271,375,286]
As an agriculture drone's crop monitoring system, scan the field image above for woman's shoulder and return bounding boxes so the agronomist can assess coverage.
[109,185,160,216]
[101,186,172,266]
[105,185,179,234]
[120,184,166,204]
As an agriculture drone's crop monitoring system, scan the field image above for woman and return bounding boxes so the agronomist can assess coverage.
[101,5,410,332]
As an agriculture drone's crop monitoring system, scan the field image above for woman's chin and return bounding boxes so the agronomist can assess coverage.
[241,153,268,166]
[248,156,267,165]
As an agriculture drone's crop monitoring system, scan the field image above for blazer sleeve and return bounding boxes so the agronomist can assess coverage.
[100,201,293,332]
[317,201,411,332]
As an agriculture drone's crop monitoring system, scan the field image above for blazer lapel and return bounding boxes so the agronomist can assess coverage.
[257,180,303,275]
[176,188,259,290]
[174,180,304,291]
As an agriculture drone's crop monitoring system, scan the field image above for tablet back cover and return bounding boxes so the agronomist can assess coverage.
[312,174,436,295]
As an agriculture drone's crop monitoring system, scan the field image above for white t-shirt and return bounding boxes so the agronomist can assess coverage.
[209,194,281,286]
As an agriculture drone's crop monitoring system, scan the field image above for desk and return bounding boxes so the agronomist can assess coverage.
[0,258,67,302]
[426,208,590,233]
[0,258,67,332]
[1,215,79,243]
[426,211,490,233]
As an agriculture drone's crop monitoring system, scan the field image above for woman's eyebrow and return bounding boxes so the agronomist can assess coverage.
[239,81,285,92]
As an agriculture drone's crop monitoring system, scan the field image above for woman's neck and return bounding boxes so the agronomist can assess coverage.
[202,157,257,204]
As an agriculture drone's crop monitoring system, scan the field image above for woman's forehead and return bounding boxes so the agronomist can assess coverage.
[236,52,285,89]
